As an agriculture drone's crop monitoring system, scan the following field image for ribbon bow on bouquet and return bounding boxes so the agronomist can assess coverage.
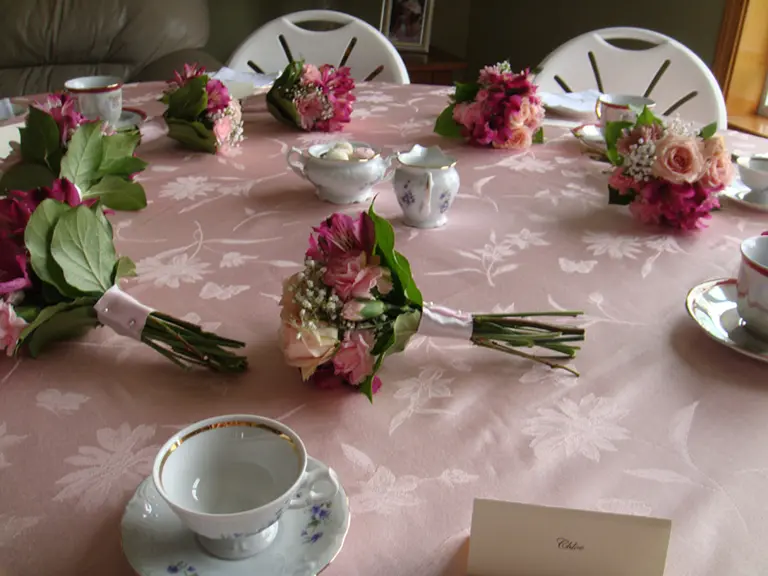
[0,189,248,371]
[0,95,148,211]
[278,206,585,401]
[161,64,244,154]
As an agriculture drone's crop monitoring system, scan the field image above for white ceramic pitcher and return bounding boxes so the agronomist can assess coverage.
[393,145,460,228]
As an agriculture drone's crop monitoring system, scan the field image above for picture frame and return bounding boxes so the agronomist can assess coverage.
[380,0,435,54]
[759,72,768,118]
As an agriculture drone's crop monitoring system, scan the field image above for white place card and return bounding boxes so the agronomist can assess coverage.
[467,498,671,576]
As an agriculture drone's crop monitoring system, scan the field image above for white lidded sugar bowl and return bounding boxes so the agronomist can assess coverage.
[393,144,460,228]
[286,141,393,204]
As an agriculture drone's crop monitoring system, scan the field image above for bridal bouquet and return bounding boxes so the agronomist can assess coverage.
[162,64,244,154]
[267,60,355,132]
[0,185,247,371]
[434,61,545,150]
[279,207,585,401]
[605,108,732,230]
[0,95,148,211]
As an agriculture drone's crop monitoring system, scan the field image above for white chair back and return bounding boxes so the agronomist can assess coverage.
[228,10,410,84]
[535,27,727,129]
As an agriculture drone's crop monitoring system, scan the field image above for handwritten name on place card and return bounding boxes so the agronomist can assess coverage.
[467,498,671,576]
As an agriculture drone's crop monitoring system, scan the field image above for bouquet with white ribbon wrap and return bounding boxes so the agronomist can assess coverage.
[0,195,247,372]
[278,205,585,402]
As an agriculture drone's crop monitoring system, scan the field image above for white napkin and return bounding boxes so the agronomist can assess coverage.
[0,98,23,122]
[0,122,22,160]
[540,89,601,114]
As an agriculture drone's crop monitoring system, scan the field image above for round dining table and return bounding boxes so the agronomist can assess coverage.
[1,81,767,576]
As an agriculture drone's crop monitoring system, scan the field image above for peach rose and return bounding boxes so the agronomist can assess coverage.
[699,150,734,190]
[651,134,705,184]
[493,123,532,150]
[279,321,338,380]
[515,98,544,130]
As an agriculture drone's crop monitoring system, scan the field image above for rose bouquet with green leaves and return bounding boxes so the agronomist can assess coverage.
[0,189,248,372]
[161,64,244,154]
[0,94,148,211]
[279,205,585,402]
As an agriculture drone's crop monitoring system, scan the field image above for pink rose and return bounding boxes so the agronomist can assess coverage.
[302,64,322,84]
[699,151,734,190]
[333,330,375,385]
[651,134,705,184]
[279,321,338,380]
[213,116,233,147]
[515,98,544,130]
[0,300,26,356]
[323,252,393,301]
[702,135,726,158]
[493,123,532,150]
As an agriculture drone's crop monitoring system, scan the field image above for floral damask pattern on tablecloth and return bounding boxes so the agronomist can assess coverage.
[1,81,768,576]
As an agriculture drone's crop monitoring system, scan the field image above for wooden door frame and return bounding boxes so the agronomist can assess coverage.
[713,0,751,95]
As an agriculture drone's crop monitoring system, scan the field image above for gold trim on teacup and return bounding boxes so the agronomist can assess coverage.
[158,421,301,487]
[396,158,457,170]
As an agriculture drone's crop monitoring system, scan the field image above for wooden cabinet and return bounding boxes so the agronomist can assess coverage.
[400,47,467,85]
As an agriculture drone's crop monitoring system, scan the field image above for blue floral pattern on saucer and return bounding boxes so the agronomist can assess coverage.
[167,561,197,574]
[301,503,332,544]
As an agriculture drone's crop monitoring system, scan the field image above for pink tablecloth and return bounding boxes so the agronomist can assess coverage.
[2,82,768,576]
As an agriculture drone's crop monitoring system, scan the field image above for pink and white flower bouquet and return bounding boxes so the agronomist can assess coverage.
[605,108,733,230]
[0,94,148,211]
[279,206,585,401]
[162,64,244,154]
[434,60,545,150]
[0,180,247,371]
[267,60,355,132]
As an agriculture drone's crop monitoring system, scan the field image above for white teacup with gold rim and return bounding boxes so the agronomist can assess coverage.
[595,93,656,136]
[64,75,123,126]
[151,414,339,560]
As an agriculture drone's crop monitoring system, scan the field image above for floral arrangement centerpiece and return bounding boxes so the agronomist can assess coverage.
[162,64,244,154]
[0,183,248,371]
[279,207,585,401]
[266,60,355,132]
[434,61,545,150]
[0,95,148,211]
[604,108,733,230]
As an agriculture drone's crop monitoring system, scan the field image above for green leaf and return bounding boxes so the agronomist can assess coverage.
[634,106,660,127]
[266,94,302,128]
[98,131,147,177]
[84,176,147,211]
[389,310,421,354]
[60,122,104,191]
[372,326,395,357]
[608,185,634,206]
[367,205,423,306]
[114,255,137,281]
[532,127,544,144]
[167,75,208,120]
[15,298,95,349]
[605,148,622,166]
[19,106,63,172]
[603,120,633,153]
[165,118,217,154]
[24,199,79,296]
[26,305,99,357]
[0,162,55,193]
[433,104,463,139]
[453,82,480,103]
[13,306,40,323]
[699,122,717,140]
[50,205,117,295]
[359,352,387,403]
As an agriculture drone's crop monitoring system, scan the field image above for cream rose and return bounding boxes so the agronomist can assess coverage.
[699,150,734,190]
[279,321,338,380]
[702,135,726,158]
[651,134,705,184]
[494,123,533,151]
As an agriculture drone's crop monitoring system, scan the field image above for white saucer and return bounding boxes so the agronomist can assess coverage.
[720,177,768,212]
[686,278,768,364]
[121,456,350,576]
[540,89,600,118]
[571,123,606,153]
[116,107,147,131]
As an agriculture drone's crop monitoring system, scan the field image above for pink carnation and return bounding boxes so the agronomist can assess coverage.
[0,300,26,356]
[302,64,322,84]
[333,330,375,385]
[628,180,719,230]
[296,90,328,131]
[323,252,392,301]
[296,64,356,132]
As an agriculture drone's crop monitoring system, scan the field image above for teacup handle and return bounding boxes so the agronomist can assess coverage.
[595,98,602,120]
[419,172,433,218]
[287,147,307,180]
[382,156,396,182]
[288,466,339,510]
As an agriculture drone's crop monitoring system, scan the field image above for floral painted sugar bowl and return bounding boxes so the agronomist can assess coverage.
[286,141,393,204]
[394,145,460,228]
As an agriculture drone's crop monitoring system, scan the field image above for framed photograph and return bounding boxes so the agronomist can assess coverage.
[380,0,435,53]
[759,72,768,118]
